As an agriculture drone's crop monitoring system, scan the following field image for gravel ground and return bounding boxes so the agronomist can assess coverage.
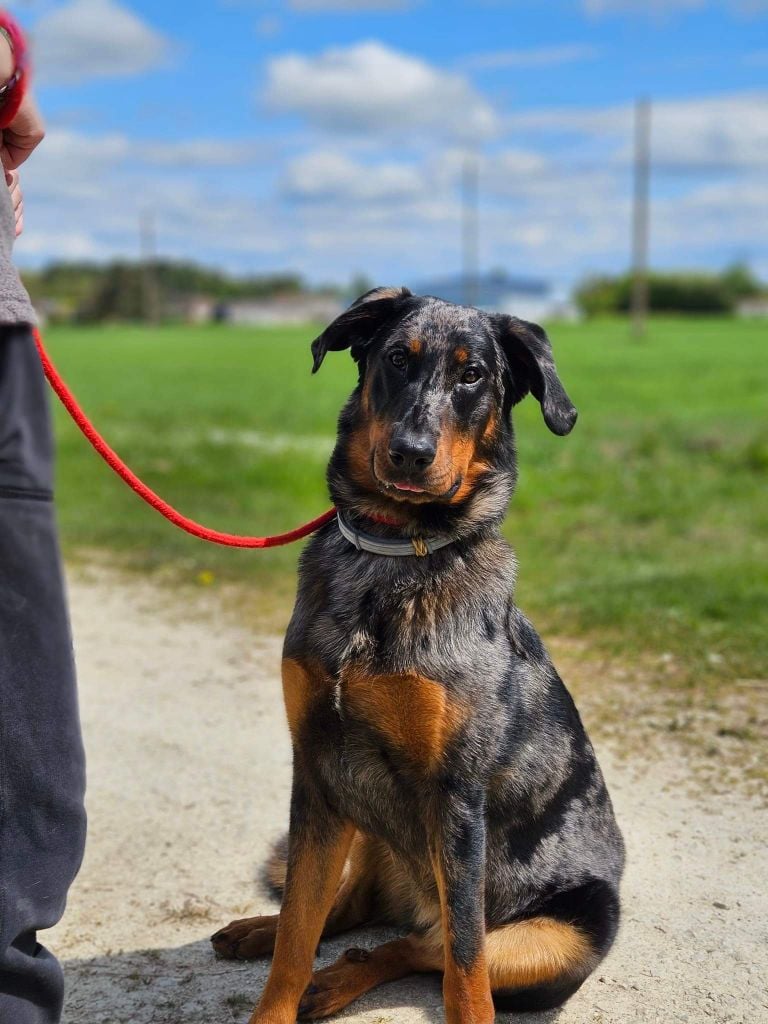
[46,569,766,1024]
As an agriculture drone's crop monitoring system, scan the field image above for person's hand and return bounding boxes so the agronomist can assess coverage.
[5,167,23,237]
[1,92,44,170]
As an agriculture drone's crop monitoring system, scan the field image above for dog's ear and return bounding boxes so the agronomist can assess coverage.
[491,315,577,436]
[311,286,412,373]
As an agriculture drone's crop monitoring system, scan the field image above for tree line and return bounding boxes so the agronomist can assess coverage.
[20,260,327,323]
[575,264,764,316]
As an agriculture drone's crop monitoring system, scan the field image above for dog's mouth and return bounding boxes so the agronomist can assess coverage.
[390,481,426,494]
[373,466,461,503]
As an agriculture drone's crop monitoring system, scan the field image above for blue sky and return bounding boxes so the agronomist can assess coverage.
[10,0,768,289]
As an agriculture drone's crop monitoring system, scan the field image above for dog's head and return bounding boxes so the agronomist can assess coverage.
[312,286,577,531]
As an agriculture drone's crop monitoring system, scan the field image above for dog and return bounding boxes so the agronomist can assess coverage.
[211,287,625,1024]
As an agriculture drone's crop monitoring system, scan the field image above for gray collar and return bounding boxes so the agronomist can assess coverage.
[336,512,455,558]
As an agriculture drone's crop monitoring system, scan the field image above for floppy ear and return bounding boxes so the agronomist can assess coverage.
[491,315,578,436]
[311,286,412,373]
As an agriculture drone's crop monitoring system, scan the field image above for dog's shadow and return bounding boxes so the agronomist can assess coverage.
[62,927,565,1023]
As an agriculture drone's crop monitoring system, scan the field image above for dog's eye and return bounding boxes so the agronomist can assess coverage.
[389,351,407,370]
[462,367,482,385]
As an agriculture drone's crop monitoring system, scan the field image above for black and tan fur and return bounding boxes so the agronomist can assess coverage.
[212,288,624,1023]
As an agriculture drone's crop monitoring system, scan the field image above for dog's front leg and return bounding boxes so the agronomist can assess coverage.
[249,772,354,1024]
[431,789,495,1024]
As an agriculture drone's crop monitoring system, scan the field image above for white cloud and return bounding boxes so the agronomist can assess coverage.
[141,139,268,168]
[462,44,601,71]
[18,129,265,185]
[264,41,498,141]
[508,91,768,170]
[18,228,109,261]
[435,146,552,189]
[15,127,288,268]
[655,178,768,249]
[12,89,768,287]
[644,93,768,168]
[33,0,170,84]
[283,150,424,202]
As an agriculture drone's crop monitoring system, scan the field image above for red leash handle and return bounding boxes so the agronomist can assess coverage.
[33,329,337,549]
[0,10,30,131]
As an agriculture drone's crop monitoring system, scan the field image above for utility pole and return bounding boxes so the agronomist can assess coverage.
[631,97,651,338]
[462,153,480,307]
[140,210,160,325]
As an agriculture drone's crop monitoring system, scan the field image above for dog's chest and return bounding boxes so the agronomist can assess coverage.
[335,660,464,769]
[306,658,464,847]
[288,559,508,842]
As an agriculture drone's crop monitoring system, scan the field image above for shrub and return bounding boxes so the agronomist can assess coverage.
[575,263,763,316]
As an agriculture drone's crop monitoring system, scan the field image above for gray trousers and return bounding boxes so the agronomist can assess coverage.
[0,325,86,1023]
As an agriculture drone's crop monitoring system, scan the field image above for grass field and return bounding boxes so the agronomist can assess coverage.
[45,317,767,687]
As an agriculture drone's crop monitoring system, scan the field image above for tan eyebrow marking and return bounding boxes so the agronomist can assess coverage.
[454,346,469,364]
[408,338,422,355]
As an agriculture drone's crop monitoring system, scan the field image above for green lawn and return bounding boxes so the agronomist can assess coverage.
[45,318,767,686]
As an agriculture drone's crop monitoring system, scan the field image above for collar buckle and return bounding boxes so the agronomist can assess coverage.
[411,537,429,557]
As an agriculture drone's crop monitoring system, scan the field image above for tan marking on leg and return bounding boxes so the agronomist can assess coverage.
[341,667,465,770]
[323,830,379,933]
[213,832,382,963]
[251,822,355,1024]
[298,930,443,1020]
[487,916,595,991]
[432,857,495,1024]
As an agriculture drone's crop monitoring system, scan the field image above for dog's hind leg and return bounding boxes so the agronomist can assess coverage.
[295,915,597,1021]
[487,915,598,1013]
[296,927,444,1021]
[211,830,380,960]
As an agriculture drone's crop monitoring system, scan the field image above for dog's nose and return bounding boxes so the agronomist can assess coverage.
[388,431,436,472]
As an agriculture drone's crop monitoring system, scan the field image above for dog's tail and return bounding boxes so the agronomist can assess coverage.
[260,833,288,900]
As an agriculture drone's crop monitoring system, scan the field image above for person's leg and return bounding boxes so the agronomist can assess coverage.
[0,324,86,1024]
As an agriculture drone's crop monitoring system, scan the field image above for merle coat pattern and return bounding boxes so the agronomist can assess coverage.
[212,288,625,1024]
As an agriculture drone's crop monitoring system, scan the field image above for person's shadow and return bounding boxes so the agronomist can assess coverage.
[62,927,565,1023]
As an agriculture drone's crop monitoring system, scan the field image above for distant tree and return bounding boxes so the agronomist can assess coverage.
[76,263,145,323]
[21,258,310,323]
[575,266,764,317]
[720,262,762,302]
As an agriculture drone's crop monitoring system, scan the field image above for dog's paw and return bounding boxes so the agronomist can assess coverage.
[297,949,371,1020]
[210,914,277,960]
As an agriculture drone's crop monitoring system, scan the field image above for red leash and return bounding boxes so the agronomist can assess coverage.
[33,329,337,549]
[9,14,334,550]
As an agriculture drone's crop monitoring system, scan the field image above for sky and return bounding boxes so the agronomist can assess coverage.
[8,0,768,290]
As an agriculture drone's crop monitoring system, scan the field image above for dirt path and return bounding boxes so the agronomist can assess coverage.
[47,569,766,1024]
